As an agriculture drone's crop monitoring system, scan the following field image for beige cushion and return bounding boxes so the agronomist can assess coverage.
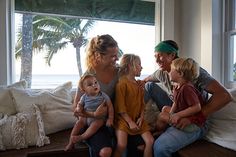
[10,81,76,135]
[205,88,236,151]
[0,80,27,115]
[144,99,160,131]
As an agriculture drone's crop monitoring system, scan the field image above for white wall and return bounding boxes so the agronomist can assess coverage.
[161,0,222,82]
[0,0,14,85]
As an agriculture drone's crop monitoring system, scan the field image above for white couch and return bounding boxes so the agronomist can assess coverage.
[0,80,236,156]
[0,80,77,150]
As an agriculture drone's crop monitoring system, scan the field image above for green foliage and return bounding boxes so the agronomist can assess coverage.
[15,15,95,66]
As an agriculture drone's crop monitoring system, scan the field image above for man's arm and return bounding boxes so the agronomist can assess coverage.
[202,80,232,117]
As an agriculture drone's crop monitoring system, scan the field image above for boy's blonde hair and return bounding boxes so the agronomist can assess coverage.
[85,34,118,71]
[171,58,199,81]
[119,54,140,76]
[78,74,96,91]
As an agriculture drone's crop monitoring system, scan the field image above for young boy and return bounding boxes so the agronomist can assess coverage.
[156,57,205,132]
[65,74,114,151]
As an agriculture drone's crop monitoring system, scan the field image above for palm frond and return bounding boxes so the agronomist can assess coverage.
[44,41,68,66]
[80,20,95,35]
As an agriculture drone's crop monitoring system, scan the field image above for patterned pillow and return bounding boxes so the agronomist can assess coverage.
[0,104,49,150]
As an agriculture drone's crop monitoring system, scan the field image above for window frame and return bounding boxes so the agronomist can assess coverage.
[224,0,236,88]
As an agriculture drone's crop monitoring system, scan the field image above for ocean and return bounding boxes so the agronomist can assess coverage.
[16,74,80,89]
[16,74,149,89]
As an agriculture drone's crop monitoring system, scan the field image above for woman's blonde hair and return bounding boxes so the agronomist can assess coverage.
[85,34,118,71]
[119,54,140,76]
[171,57,199,81]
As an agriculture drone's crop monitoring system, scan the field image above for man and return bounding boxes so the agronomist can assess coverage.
[144,40,232,157]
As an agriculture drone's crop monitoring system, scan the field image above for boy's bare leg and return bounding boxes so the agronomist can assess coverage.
[156,112,169,133]
[78,119,104,142]
[65,117,86,151]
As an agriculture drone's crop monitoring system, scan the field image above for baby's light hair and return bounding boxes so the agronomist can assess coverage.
[119,54,140,76]
[171,58,199,81]
[78,73,96,91]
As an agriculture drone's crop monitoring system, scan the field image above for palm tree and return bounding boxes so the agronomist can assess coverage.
[32,16,95,76]
[16,14,95,87]
[16,13,33,88]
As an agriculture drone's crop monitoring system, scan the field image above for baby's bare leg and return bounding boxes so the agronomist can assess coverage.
[77,119,105,142]
[65,117,86,151]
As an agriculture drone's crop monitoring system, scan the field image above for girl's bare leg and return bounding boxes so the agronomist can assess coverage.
[141,131,154,157]
[113,130,128,157]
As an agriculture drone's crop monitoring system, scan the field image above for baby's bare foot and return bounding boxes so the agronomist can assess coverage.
[64,142,74,151]
[71,135,82,144]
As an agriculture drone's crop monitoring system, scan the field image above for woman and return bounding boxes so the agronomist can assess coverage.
[73,34,119,157]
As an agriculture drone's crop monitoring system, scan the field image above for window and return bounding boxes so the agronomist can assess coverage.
[224,0,236,88]
[14,13,156,88]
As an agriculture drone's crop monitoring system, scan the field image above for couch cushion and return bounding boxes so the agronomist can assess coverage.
[0,80,27,115]
[204,88,236,151]
[10,81,76,135]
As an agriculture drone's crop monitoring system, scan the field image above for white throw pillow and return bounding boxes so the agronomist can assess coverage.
[11,81,76,135]
[0,104,49,150]
[0,80,27,115]
[204,88,236,151]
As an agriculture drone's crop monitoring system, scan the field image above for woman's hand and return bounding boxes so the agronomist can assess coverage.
[74,103,86,117]
[94,100,107,118]
[106,118,113,127]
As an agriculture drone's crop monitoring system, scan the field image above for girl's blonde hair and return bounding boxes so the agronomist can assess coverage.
[119,54,140,76]
[85,34,118,71]
[171,58,199,81]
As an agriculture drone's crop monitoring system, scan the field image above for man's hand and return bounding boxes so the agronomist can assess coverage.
[137,80,146,89]
[170,114,181,125]
[173,117,191,129]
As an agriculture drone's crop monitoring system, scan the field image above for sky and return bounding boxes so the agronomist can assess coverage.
[14,14,157,77]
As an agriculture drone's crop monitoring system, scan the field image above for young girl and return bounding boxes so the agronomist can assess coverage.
[65,74,114,151]
[113,54,154,157]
